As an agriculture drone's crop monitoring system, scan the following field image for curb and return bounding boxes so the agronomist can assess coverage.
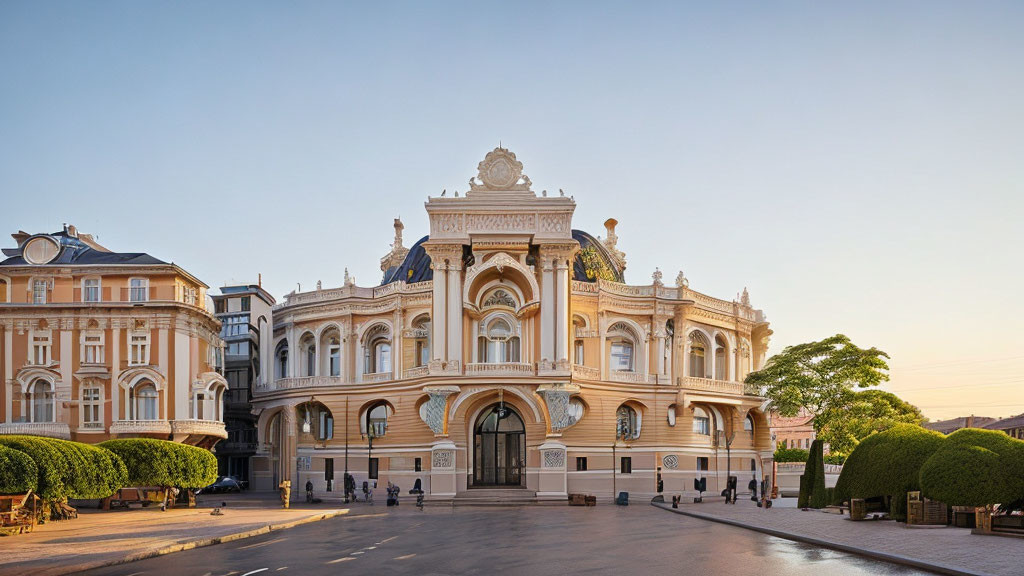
[651,502,992,576]
[32,509,349,576]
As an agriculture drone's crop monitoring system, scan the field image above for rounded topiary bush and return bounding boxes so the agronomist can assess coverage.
[101,439,217,489]
[0,443,38,494]
[0,435,126,500]
[0,435,73,500]
[833,424,945,505]
[920,428,1024,507]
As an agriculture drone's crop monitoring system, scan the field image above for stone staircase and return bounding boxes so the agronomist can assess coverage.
[450,488,565,506]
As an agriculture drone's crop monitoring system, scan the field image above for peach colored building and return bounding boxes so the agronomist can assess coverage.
[0,226,227,447]
[252,148,775,501]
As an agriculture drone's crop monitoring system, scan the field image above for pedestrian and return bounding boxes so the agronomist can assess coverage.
[305,479,314,503]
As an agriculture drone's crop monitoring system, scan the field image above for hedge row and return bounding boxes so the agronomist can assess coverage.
[101,438,218,489]
[0,435,127,500]
[0,444,38,494]
[774,448,809,463]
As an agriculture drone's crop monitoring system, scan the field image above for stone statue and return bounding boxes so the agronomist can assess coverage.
[676,271,689,289]
[652,268,663,287]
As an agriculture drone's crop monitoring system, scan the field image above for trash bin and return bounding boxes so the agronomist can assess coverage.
[850,498,866,521]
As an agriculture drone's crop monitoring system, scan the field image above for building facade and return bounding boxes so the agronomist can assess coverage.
[252,148,774,501]
[212,284,275,484]
[770,408,816,450]
[0,226,227,447]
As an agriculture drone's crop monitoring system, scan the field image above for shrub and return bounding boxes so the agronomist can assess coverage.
[0,435,74,500]
[774,448,809,463]
[920,428,1024,507]
[824,453,846,465]
[833,424,945,509]
[101,439,217,489]
[808,439,829,508]
[0,444,38,494]
[0,435,125,501]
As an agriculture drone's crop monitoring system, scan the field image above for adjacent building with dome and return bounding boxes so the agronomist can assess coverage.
[251,147,774,501]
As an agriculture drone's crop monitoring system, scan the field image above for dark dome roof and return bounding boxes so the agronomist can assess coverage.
[380,235,433,285]
[1,229,166,267]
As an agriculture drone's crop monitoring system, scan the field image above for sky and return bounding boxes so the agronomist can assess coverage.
[1,1,1022,420]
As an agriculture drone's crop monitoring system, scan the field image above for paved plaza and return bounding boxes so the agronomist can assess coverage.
[72,503,933,576]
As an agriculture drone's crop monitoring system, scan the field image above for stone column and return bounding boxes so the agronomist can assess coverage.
[283,405,297,486]
[430,264,447,369]
[598,314,608,381]
[554,258,570,369]
[539,254,555,370]
[4,324,12,422]
[447,260,462,370]
[110,324,120,420]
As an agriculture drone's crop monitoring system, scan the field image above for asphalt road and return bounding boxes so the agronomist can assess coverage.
[80,503,935,576]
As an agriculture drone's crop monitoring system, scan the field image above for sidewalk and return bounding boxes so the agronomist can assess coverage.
[2,500,348,576]
[653,499,1020,576]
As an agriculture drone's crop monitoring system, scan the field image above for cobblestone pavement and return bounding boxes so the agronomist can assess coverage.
[1,502,347,576]
[654,500,1023,576]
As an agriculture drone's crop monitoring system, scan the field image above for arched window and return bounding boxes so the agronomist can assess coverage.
[715,334,728,381]
[299,333,316,377]
[607,322,638,372]
[567,398,585,426]
[275,341,289,379]
[361,324,392,375]
[616,404,640,440]
[574,339,584,365]
[693,406,710,436]
[366,403,389,437]
[30,379,54,423]
[478,316,520,363]
[319,328,342,378]
[744,414,755,441]
[412,315,430,367]
[689,332,708,378]
[131,381,158,421]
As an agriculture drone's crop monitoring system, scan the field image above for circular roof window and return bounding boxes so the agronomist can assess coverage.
[23,236,60,264]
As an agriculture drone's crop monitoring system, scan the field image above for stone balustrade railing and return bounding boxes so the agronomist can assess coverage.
[465,362,535,376]
[678,376,749,395]
[110,419,173,435]
[171,419,228,438]
[361,372,393,383]
[403,365,430,379]
[0,421,71,440]
[571,364,600,380]
[272,376,345,390]
[609,370,659,384]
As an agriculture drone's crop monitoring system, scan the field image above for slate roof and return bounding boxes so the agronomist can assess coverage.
[983,413,1024,431]
[0,230,166,267]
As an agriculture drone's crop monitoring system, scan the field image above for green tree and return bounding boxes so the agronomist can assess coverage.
[101,438,218,490]
[744,334,890,444]
[0,444,38,494]
[819,390,925,455]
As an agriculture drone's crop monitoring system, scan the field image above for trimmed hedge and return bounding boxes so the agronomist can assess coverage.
[920,428,1024,507]
[101,438,217,489]
[0,444,38,494]
[774,448,809,463]
[0,435,126,500]
[833,424,945,511]
[807,439,829,508]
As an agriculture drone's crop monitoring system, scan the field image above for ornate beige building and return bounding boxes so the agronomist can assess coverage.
[252,148,773,501]
[0,226,227,447]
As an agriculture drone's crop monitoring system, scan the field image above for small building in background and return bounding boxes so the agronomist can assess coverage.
[211,283,275,486]
[982,413,1024,440]
[771,408,816,450]
[923,415,998,435]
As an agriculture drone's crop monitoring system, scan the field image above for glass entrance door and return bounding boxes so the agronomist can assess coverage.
[473,404,525,486]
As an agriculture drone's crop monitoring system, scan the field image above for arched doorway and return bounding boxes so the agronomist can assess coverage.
[473,403,525,487]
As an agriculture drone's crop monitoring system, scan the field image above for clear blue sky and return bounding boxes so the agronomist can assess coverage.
[2,1,1022,419]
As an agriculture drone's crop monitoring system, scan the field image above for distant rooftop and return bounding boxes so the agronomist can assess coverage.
[1,225,166,267]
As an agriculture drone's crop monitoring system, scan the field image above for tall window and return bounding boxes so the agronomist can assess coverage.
[693,406,711,436]
[31,332,51,365]
[129,278,149,302]
[31,380,54,423]
[616,405,639,440]
[240,296,251,311]
[744,415,755,441]
[714,335,728,381]
[610,342,633,371]
[574,339,584,365]
[366,403,388,437]
[689,332,708,378]
[84,333,104,364]
[131,381,158,420]
[297,333,316,377]
[362,325,391,374]
[82,387,101,428]
[130,332,149,365]
[328,338,341,377]
[275,341,289,379]
[32,279,47,304]
[412,316,430,367]
[83,278,101,302]
[318,409,334,441]
[478,317,520,363]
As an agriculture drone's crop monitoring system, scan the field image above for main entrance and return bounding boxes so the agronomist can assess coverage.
[473,403,526,487]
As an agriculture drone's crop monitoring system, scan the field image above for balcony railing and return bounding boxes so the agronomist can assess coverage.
[361,372,393,383]
[272,376,344,389]
[0,422,71,440]
[678,376,749,395]
[465,362,535,376]
[403,365,429,379]
[110,419,173,435]
[609,370,659,384]
[571,364,600,380]
[171,419,228,439]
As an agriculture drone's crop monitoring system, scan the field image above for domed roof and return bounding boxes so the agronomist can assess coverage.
[380,235,433,285]
[572,229,625,283]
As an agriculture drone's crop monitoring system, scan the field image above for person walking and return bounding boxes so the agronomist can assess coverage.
[305,479,314,503]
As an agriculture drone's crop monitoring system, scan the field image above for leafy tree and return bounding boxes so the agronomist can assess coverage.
[101,438,217,490]
[0,444,37,494]
[745,334,890,446]
[819,390,925,455]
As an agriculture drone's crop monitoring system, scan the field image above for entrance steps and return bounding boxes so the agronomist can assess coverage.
[451,489,565,507]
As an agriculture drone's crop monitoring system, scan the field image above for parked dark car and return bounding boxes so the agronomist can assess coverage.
[200,476,243,494]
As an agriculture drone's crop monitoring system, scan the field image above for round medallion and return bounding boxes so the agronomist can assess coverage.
[662,454,679,469]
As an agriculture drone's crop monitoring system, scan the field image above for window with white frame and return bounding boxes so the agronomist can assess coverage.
[318,409,334,441]
[607,322,638,372]
[610,342,633,371]
[32,279,48,304]
[130,381,158,420]
[83,277,101,302]
[366,403,388,437]
[129,332,150,365]
[574,339,584,365]
[83,332,104,364]
[412,316,430,368]
[82,387,102,428]
[362,325,391,374]
[693,406,711,436]
[689,332,709,378]
[129,278,149,302]
[30,379,54,422]
[275,341,289,379]
[477,316,520,363]
[328,337,341,377]
[182,285,197,305]
[30,332,51,365]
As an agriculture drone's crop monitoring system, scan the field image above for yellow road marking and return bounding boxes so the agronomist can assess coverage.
[394,554,417,560]
[327,557,355,564]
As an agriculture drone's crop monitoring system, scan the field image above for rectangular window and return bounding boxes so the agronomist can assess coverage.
[130,333,149,365]
[215,299,226,314]
[241,296,251,311]
[574,340,584,364]
[33,279,47,304]
[414,457,422,472]
[576,457,588,471]
[325,457,334,481]
[621,456,632,474]
[182,286,197,305]
[318,411,334,441]
[83,278,101,302]
[31,333,51,365]
[697,457,709,472]
[129,278,148,302]
[368,457,379,480]
[83,388,101,427]
[611,343,633,371]
[84,334,104,364]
